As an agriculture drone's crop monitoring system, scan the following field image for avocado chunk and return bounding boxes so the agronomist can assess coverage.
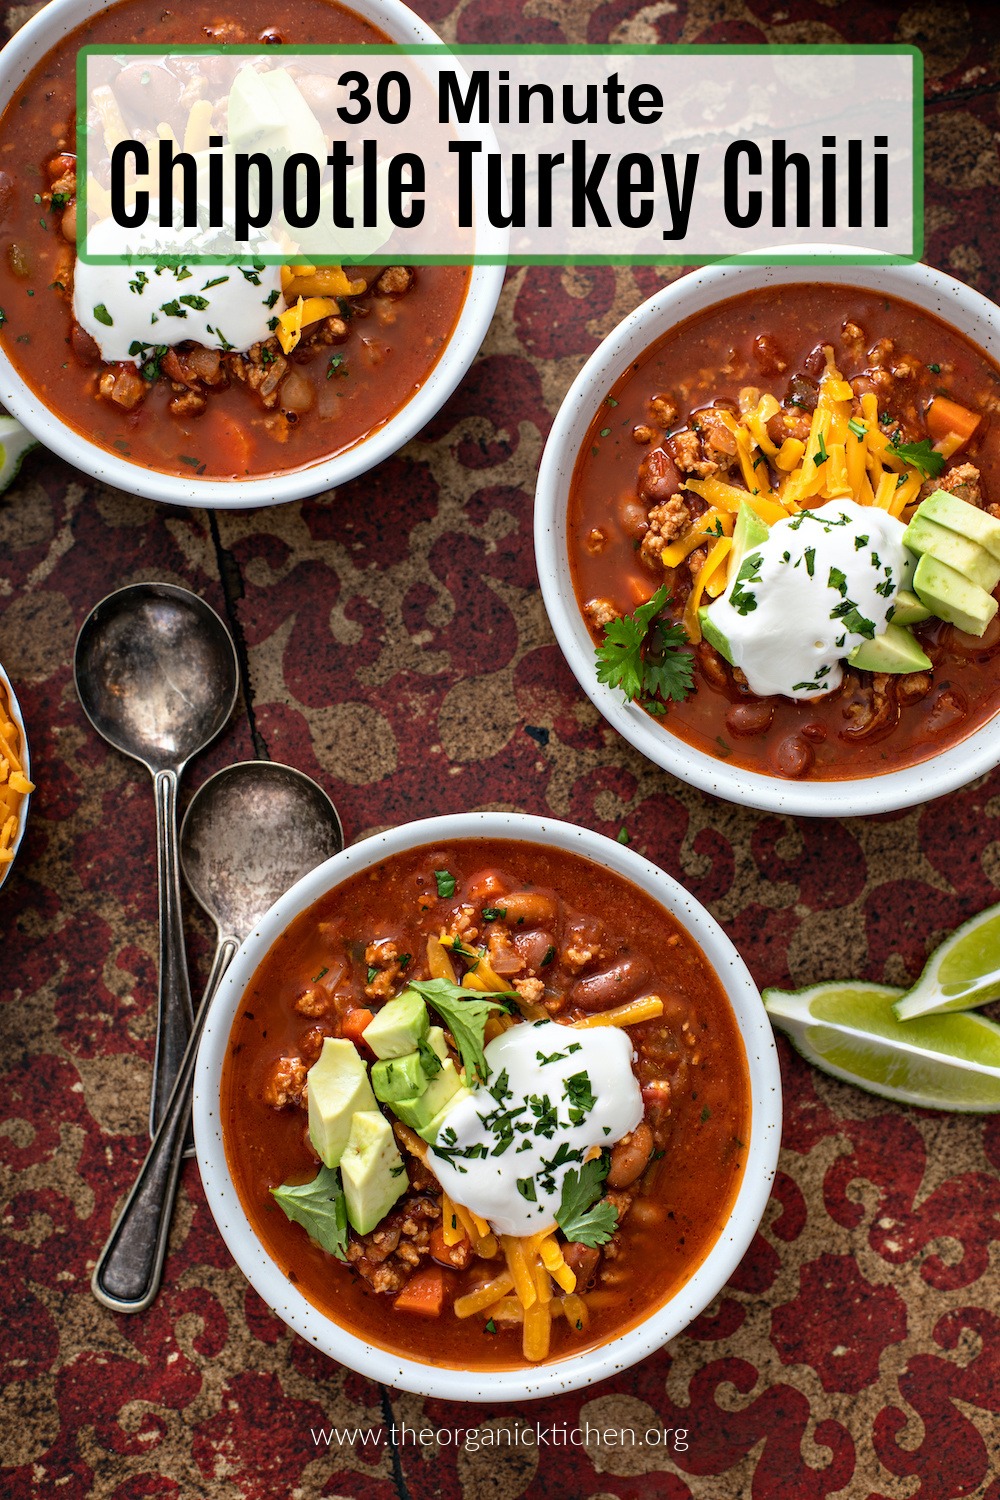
[729,499,770,578]
[698,604,736,665]
[372,1051,428,1105]
[697,501,769,664]
[362,990,429,1060]
[392,1059,469,1139]
[227,65,326,163]
[913,553,999,636]
[920,489,1000,562]
[425,1026,449,1063]
[848,621,933,674]
[340,1111,408,1235]
[307,1038,379,1169]
[890,588,932,627]
[903,513,1000,593]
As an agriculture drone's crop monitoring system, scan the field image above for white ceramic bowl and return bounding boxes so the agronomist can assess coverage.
[0,662,31,889]
[194,810,781,1401]
[535,251,1000,817]
[0,0,505,509]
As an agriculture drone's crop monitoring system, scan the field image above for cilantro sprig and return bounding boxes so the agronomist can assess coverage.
[594,584,693,716]
[888,436,945,479]
[271,1164,349,1261]
[407,978,508,1085]
[554,1156,618,1247]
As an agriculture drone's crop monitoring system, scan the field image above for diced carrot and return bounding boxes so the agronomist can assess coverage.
[393,1264,446,1317]
[430,1223,471,1266]
[341,1008,374,1045]
[926,395,981,447]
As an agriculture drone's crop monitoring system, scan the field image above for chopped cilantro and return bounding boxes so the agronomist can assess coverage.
[366,965,378,984]
[888,436,945,479]
[813,432,828,465]
[266,288,280,307]
[516,1176,537,1202]
[554,1157,618,1247]
[594,583,694,715]
[828,566,848,597]
[160,299,187,318]
[481,906,506,921]
[312,966,329,983]
[92,303,113,326]
[409,977,508,1085]
[327,353,348,379]
[484,1318,497,1334]
[927,362,941,373]
[203,275,229,289]
[179,294,209,311]
[540,945,555,968]
[804,546,816,578]
[271,1165,349,1262]
[434,870,456,898]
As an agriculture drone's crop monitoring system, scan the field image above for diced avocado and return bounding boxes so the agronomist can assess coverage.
[920,489,1000,562]
[891,588,932,626]
[425,1026,449,1063]
[730,499,770,579]
[307,1038,379,1169]
[913,553,999,637]
[339,1111,408,1235]
[362,990,429,1060]
[372,1051,428,1105]
[392,1059,467,1136]
[227,65,326,163]
[847,622,933,674]
[696,501,769,665]
[903,514,1000,593]
[698,604,737,665]
[420,1092,474,1146]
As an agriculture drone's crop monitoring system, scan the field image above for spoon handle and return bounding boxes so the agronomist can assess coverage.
[92,934,240,1314]
[151,768,195,1140]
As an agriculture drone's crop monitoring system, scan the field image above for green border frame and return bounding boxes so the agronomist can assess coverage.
[77,43,924,267]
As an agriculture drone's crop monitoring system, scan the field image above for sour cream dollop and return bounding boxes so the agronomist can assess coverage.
[706,499,910,700]
[73,218,284,364]
[428,1018,644,1237]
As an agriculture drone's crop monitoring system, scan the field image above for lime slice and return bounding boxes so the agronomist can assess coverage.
[0,415,39,493]
[764,980,1000,1111]
[893,903,1000,1020]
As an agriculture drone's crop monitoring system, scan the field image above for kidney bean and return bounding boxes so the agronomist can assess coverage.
[800,721,828,743]
[571,957,648,1011]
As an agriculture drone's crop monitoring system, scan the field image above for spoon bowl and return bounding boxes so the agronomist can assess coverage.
[75,583,238,772]
[181,761,345,945]
[74,582,240,1139]
[91,759,343,1315]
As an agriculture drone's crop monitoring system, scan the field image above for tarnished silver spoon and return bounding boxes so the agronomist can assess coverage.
[74,583,240,1139]
[91,760,344,1314]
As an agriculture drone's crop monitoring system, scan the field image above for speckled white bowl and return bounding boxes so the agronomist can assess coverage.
[0,0,505,508]
[534,251,1000,817]
[193,810,780,1401]
[0,661,31,890]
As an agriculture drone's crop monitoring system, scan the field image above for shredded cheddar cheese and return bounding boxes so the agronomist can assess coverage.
[0,678,32,872]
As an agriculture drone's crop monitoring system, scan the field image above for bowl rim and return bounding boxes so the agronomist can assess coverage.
[533,249,1000,818]
[0,660,31,888]
[0,0,506,509]
[193,809,781,1401]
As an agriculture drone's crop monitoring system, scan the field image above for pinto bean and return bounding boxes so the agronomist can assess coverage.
[500,891,557,926]
[607,1123,654,1188]
[562,1242,600,1290]
[571,957,648,1011]
[771,734,815,779]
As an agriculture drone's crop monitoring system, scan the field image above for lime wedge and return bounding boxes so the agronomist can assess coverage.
[893,902,1000,1020]
[764,980,1000,1111]
[0,415,39,493]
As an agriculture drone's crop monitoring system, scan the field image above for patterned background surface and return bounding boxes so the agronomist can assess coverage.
[2,0,1000,1496]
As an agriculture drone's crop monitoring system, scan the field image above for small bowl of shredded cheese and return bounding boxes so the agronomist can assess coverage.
[0,663,33,886]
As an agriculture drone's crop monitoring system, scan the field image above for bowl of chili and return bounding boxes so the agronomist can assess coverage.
[193,810,781,1399]
[0,0,504,506]
[535,251,1000,816]
[0,661,32,888]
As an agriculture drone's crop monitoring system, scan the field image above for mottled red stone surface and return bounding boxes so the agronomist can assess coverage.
[2,1,1000,1496]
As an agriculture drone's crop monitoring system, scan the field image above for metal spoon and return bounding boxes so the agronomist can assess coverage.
[75,583,240,1140]
[91,759,344,1314]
